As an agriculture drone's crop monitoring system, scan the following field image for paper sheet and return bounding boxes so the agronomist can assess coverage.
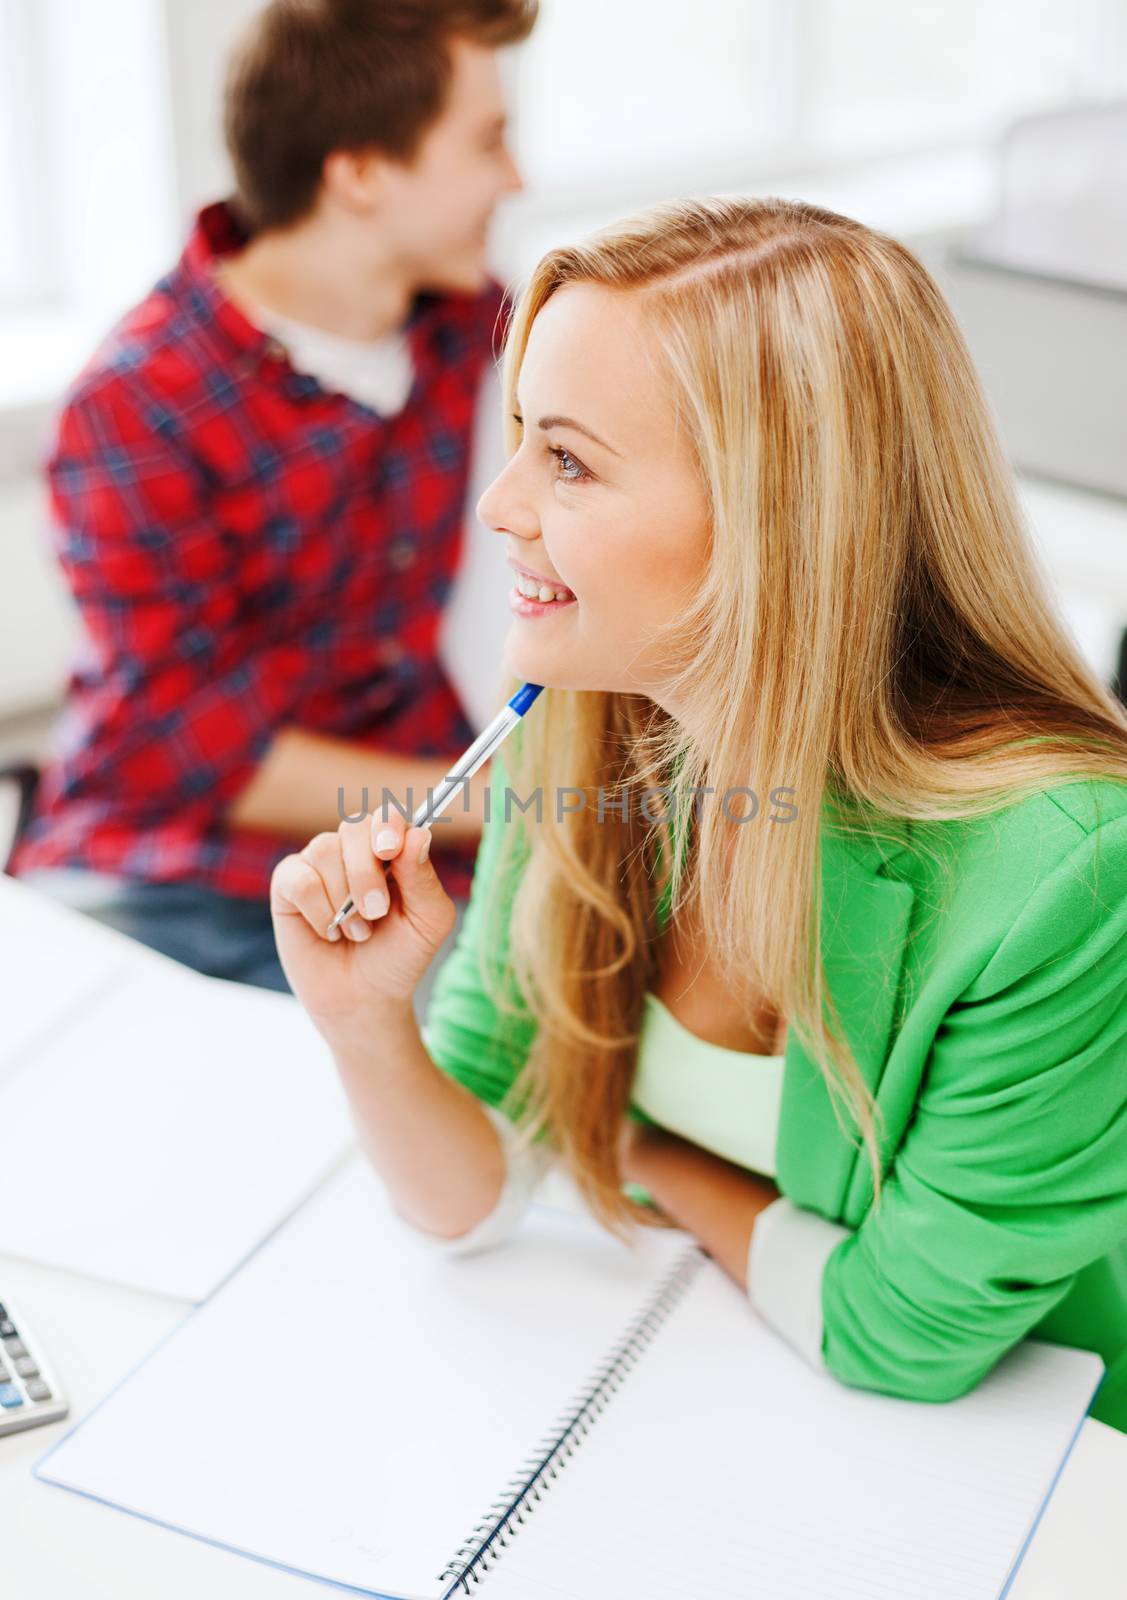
[0,873,137,1084]
[480,1264,1104,1600]
[0,877,355,1300]
[36,1154,692,1596]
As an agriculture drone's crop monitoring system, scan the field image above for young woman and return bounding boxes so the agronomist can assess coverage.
[270,197,1127,1434]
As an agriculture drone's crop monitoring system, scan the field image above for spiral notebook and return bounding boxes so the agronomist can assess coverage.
[34,1153,1103,1599]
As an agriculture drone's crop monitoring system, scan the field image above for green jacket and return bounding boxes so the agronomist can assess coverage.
[422,748,1127,1434]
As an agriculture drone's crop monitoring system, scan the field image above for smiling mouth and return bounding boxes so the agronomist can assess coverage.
[510,571,576,604]
[507,580,578,618]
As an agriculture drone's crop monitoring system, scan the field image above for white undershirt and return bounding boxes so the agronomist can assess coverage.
[252,304,416,416]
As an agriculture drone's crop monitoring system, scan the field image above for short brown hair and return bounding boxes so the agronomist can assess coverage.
[223,0,538,233]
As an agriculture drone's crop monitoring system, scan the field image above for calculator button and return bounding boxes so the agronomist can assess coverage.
[0,1383,23,1408]
[0,1304,7,1320]
[0,1319,17,1338]
[25,1379,51,1403]
[2,1338,28,1361]
[15,1356,38,1379]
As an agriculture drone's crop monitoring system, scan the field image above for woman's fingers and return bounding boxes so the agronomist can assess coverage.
[299,830,370,942]
[272,816,442,956]
[370,813,407,862]
[338,811,397,923]
[270,843,343,943]
[385,825,456,949]
[272,829,373,943]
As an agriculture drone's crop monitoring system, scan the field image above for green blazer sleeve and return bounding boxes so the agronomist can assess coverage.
[812,814,1127,1403]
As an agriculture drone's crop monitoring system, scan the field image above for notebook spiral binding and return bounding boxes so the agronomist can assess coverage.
[436,1242,706,1597]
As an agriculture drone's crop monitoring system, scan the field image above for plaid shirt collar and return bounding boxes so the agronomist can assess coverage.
[172,198,452,402]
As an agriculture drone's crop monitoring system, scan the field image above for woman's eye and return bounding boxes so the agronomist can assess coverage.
[548,446,591,484]
[510,415,591,485]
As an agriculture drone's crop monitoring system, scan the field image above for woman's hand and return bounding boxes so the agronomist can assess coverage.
[269,812,457,1045]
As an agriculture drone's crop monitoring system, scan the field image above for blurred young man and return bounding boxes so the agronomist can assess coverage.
[11,0,536,991]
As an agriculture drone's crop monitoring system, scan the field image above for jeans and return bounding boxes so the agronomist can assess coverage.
[18,868,467,1027]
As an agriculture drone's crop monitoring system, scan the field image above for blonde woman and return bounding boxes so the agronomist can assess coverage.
[270,197,1127,1433]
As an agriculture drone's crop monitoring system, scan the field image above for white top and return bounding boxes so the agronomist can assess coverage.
[252,304,415,416]
[630,991,785,1177]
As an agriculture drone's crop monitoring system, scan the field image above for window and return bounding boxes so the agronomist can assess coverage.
[805,0,1127,154]
[0,0,176,326]
[512,0,1127,193]
[0,0,48,311]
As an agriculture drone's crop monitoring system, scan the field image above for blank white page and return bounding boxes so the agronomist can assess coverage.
[480,1258,1104,1600]
[0,873,137,1083]
[0,956,355,1300]
[35,1152,693,1597]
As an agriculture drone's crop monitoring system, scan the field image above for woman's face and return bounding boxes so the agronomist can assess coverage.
[475,283,710,703]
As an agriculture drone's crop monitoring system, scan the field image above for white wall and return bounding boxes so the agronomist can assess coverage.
[159,0,263,225]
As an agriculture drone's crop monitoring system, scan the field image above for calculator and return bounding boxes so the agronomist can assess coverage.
[0,1296,68,1437]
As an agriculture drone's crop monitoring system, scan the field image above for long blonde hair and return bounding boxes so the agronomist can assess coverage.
[477,195,1127,1240]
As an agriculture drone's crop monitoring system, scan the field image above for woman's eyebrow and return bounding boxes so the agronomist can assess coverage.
[534,413,624,459]
[537,416,624,460]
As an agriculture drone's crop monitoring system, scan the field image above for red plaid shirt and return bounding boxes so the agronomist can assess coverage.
[10,200,509,901]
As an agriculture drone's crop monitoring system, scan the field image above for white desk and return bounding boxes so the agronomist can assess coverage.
[3,1241,1126,1595]
[3,875,1126,1593]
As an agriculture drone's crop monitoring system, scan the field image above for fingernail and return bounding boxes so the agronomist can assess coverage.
[327,925,343,942]
[418,828,431,864]
[346,918,371,941]
[363,888,389,918]
[373,827,399,855]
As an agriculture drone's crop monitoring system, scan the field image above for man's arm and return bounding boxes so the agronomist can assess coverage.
[47,380,493,850]
[227,727,492,844]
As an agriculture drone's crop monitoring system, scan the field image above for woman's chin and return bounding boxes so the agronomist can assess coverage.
[504,636,579,691]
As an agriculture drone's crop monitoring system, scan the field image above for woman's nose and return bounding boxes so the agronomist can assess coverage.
[476,469,535,540]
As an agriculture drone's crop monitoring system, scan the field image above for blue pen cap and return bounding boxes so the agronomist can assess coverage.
[507,682,544,716]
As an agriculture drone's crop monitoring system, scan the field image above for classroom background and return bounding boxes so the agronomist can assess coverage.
[3,6,1127,1596]
[1,0,1126,820]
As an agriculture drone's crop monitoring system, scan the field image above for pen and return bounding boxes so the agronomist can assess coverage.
[324,681,544,936]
